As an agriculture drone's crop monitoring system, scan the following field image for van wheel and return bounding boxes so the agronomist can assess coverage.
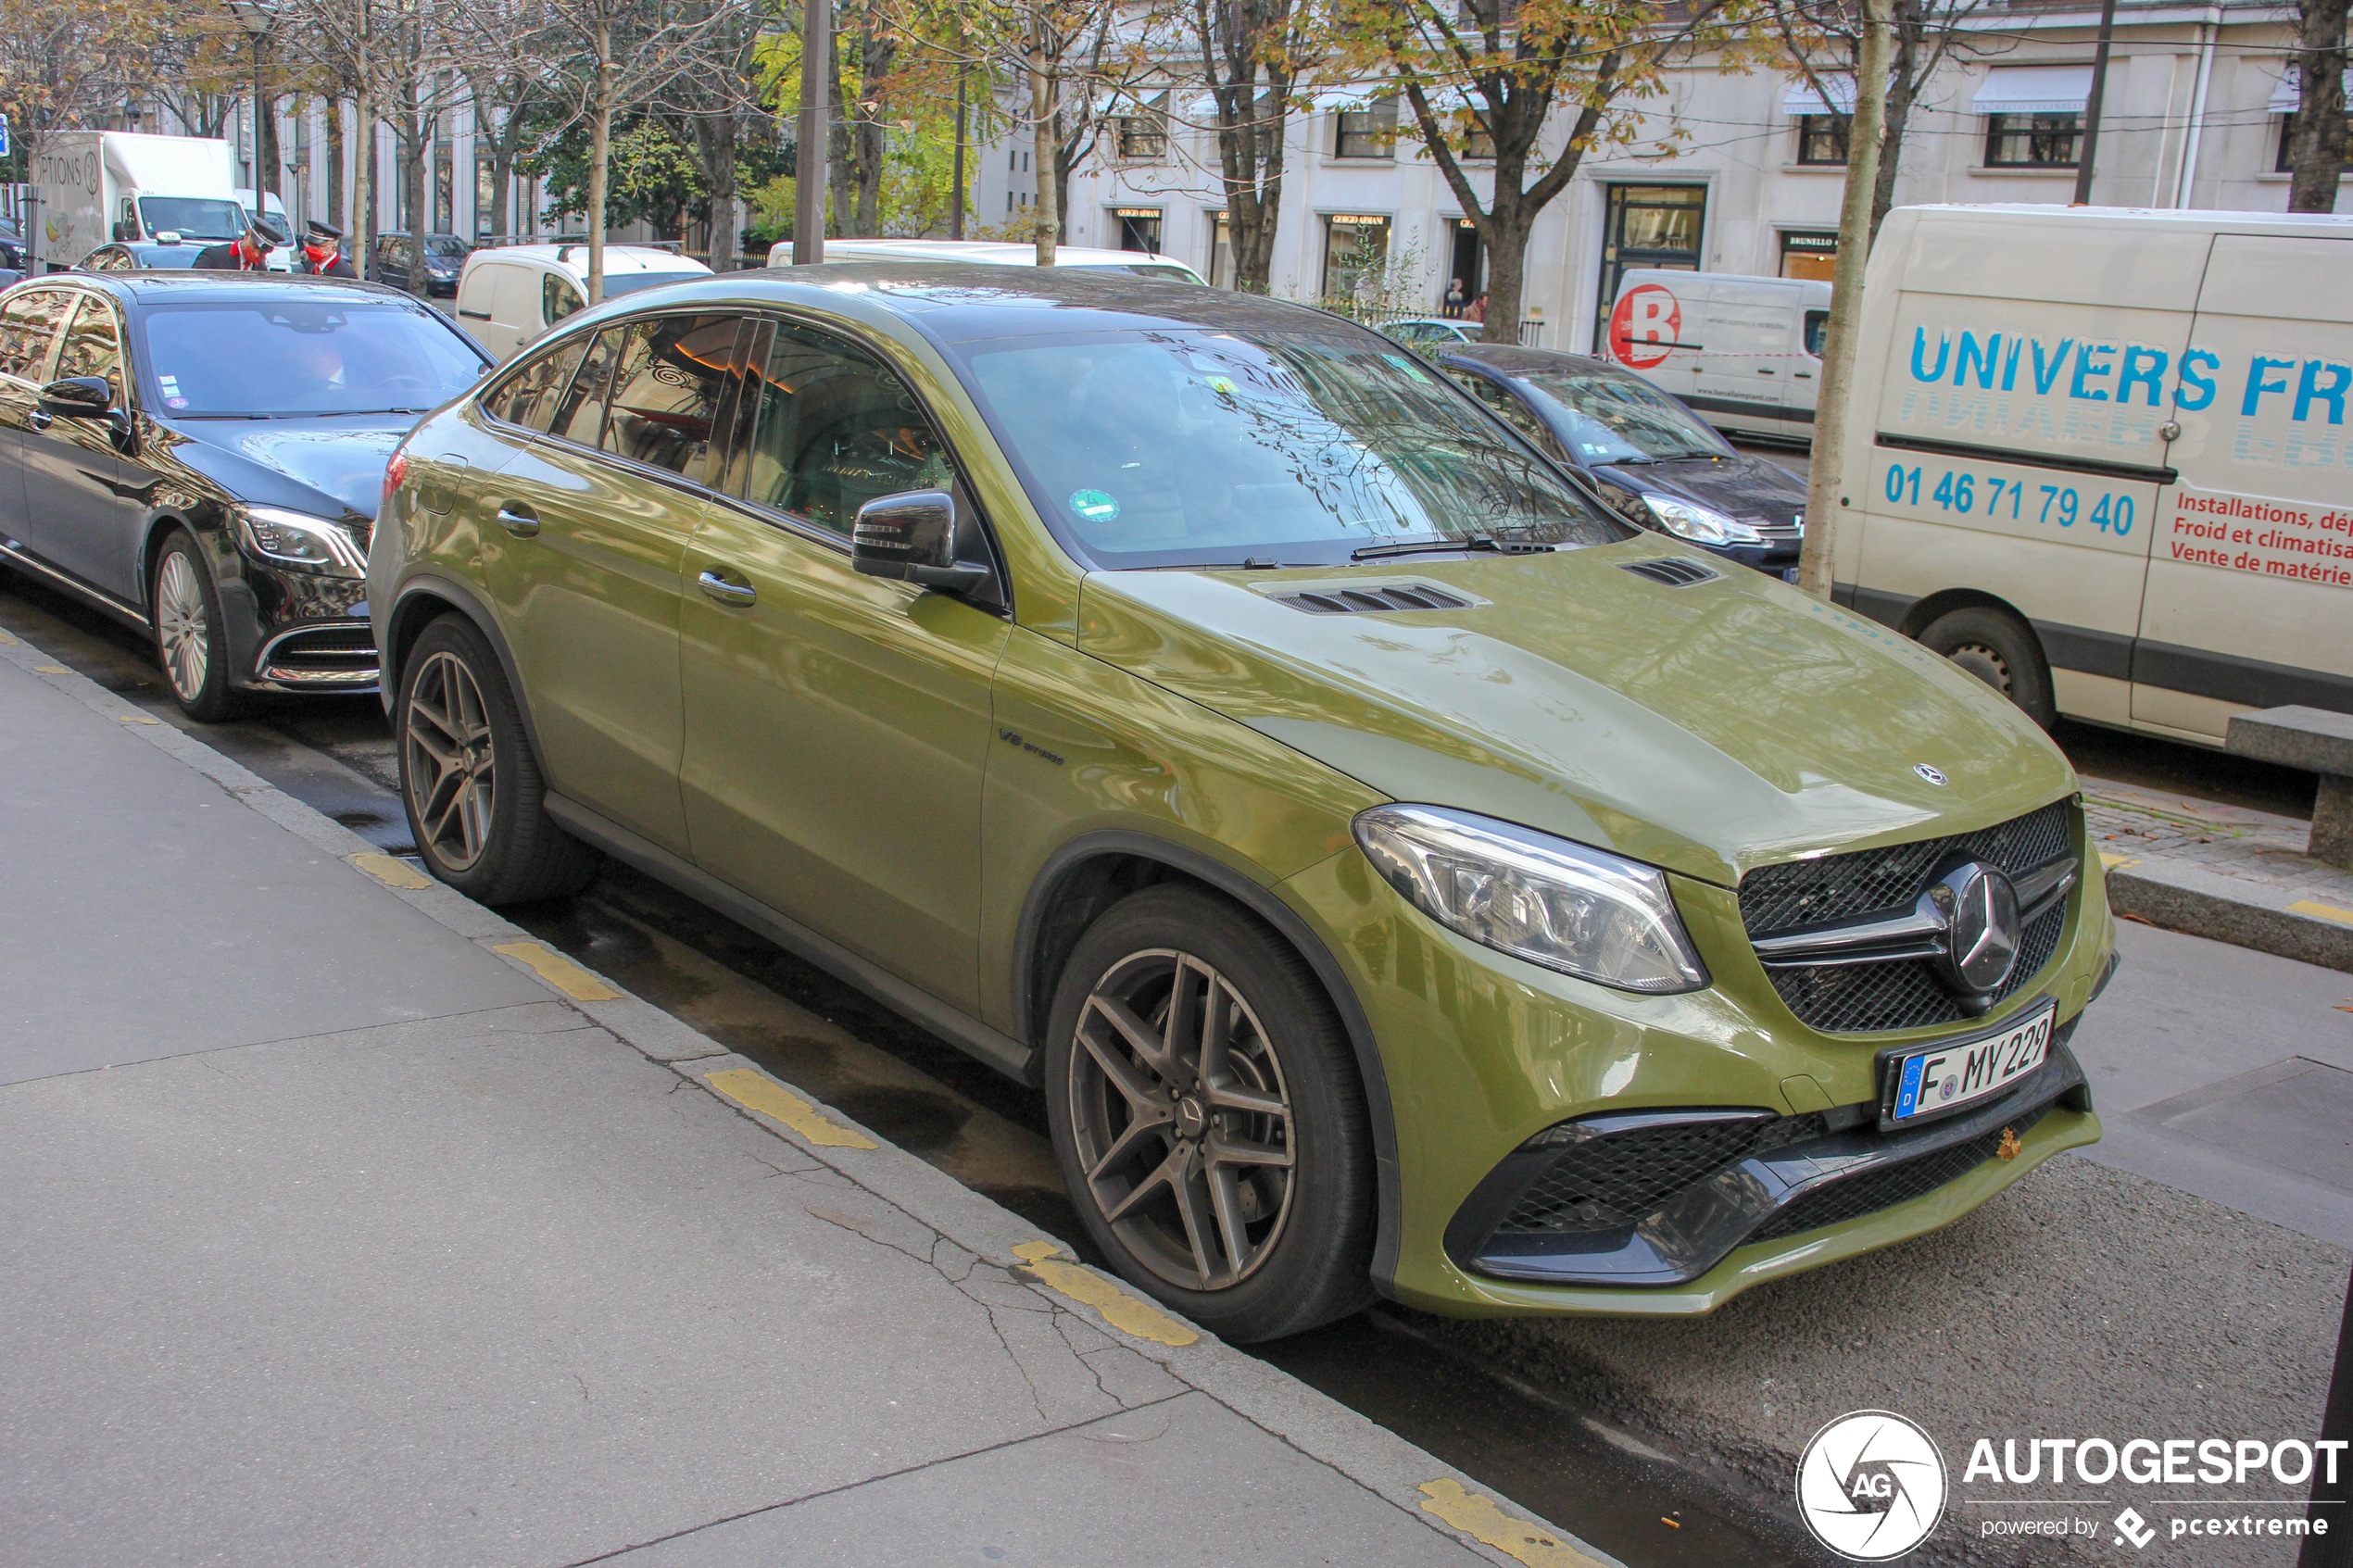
[1042,884,1376,1344]
[1919,606,2056,729]
[396,614,600,904]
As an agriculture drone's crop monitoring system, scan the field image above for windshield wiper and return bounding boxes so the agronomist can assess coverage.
[1351,533,1554,562]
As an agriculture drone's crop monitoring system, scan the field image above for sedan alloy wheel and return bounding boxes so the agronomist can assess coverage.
[155,551,210,703]
[402,648,497,873]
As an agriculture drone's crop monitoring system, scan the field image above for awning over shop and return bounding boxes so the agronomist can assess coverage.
[1308,82,1384,110]
[1781,77,1856,115]
[1969,65,2094,116]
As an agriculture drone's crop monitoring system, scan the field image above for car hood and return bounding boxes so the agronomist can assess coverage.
[162,413,418,521]
[1596,453,1806,528]
[1075,542,2075,887]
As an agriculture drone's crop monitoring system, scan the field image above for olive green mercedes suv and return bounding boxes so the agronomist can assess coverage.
[369,266,2114,1343]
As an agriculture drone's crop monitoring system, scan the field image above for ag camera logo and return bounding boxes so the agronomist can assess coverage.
[1797,1410,1949,1561]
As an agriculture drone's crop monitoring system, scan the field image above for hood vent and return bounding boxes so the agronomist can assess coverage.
[1274,583,1472,615]
[1617,557,1720,587]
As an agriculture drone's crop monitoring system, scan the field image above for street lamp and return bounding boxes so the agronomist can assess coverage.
[225,2,272,220]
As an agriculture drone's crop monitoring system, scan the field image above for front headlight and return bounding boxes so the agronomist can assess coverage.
[234,506,366,578]
[1353,805,1708,994]
[1643,495,1762,546]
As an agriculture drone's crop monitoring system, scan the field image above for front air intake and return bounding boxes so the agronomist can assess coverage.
[1617,557,1720,587]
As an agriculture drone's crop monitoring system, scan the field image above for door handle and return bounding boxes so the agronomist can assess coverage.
[494,503,539,537]
[1793,371,1814,379]
[698,568,756,606]
[29,410,50,432]
[1757,368,1777,375]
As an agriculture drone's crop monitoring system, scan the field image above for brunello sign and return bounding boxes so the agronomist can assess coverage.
[1608,282,1682,370]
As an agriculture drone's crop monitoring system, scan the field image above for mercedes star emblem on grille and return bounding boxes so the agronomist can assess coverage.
[1914,763,1948,785]
[1929,860,2022,996]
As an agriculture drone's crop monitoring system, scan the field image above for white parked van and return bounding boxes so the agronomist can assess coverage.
[33,132,253,269]
[1604,270,1831,444]
[762,236,1207,284]
[453,243,713,361]
[1833,204,2353,743]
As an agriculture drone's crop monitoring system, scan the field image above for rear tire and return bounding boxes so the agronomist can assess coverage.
[1042,884,1377,1344]
[1918,606,2056,730]
[395,614,599,904]
[151,529,253,723]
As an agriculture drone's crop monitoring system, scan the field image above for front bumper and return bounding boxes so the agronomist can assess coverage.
[219,547,379,695]
[1275,799,2117,1318]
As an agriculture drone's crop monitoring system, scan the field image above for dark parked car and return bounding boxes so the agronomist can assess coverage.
[0,270,493,718]
[1435,344,1807,577]
[77,240,208,271]
[371,232,471,296]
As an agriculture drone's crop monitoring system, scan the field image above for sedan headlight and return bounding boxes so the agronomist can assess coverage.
[1643,495,1762,546]
[1353,805,1708,994]
[234,506,367,578]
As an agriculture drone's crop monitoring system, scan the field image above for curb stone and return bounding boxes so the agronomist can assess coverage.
[0,627,1621,1568]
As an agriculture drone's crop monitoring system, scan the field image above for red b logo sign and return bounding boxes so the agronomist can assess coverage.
[1608,284,1682,369]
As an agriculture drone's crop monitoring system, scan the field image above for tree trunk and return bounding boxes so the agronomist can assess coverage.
[402,98,428,297]
[326,98,346,236]
[2289,0,2350,212]
[1480,188,1529,345]
[1799,0,1892,598]
[827,42,854,238]
[1869,1,1920,241]
[588,15,610,302]
[1027,29,1057,266]
[257,35,282,199]
[353,94,374,272]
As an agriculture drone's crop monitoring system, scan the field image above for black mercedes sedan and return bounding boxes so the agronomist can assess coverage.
[1434,344,1806,577]
[0,271,492,719]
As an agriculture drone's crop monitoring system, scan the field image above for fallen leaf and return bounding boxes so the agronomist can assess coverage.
[1997,1127,2023,1160]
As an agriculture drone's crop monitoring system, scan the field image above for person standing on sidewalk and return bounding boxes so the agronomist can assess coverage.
[297,220,356,279]
[194,218,285,272]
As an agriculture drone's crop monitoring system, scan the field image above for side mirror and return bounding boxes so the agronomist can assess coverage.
[40,376,115,420]
[112,220,138,242]
[851,490,993,596]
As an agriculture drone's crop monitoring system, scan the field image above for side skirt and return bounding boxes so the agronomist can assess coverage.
[542,791,1038,1085]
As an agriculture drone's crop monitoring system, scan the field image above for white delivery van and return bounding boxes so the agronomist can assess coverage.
[1604,270,1831,445]
[1834,204,2353,743]
[453,243,713,362]
[763,236,1207,284]
[33,132,252,268]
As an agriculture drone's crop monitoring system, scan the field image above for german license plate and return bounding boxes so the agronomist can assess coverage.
[1882,998,2057,1127]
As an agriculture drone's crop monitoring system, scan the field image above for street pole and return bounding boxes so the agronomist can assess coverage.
[792,0,831,265]
[2300,1261,2352,1567]
[1796,0,1892,598]
[2072,0,2120,205]
[950,70,966,241]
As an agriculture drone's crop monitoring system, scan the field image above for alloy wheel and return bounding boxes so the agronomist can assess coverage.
[156,552,209,702]
[403,650,497,872]
[1067,948,1296,1291]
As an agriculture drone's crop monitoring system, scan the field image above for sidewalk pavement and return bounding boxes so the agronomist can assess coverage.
[2085,773,2353,973]
[0,628,1612,1568]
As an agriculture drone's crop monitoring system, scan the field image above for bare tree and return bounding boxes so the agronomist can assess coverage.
[2287,0,2349,211]
[1168,0,1315,291]
[658,0,771,264]
[460,0,553,244]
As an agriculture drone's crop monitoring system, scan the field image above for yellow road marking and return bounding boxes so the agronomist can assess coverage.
[1417,1480,1604,1567]
[31,664,66,673]
[349,853,434,890]
[2099,853,2140,871]
[1011,1241,1198,1347]
[490,940,623,1001]
[2289,899,2353,927]
[703,1067,878,1149]
[0,630,17,643]
[118,713,161,725]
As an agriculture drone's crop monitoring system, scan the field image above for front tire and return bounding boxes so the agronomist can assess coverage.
[1043,884,1376,1343]
[396,614,599,904]
[1918,606,2056,730]
[152,530,251,723]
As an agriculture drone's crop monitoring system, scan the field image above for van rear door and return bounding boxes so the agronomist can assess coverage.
[1689,279,1795,438]
[2135,233,2353,735]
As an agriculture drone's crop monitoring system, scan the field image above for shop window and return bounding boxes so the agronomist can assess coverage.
[1984,113,2082,168]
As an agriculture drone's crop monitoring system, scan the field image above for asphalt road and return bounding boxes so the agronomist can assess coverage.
[4,564,2345,1567]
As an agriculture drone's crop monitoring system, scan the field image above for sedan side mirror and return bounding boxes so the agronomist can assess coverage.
[851,490,994,597]
[39,376,133,445]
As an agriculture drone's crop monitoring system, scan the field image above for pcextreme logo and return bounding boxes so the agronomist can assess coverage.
[1796,1411,1949,1561]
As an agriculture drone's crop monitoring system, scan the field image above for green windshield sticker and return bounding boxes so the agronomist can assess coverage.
[1206,375,1238,395]
[1383,353,1434,386]
[1069,489,1121,522]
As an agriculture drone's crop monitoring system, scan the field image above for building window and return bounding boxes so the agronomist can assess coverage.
[1322,213,1390,303]
[1117,94,1169,161]
[2276,109,2353,171]
[1113,207,1163,253]
[1333,98,1397,159]
[1779,230,1838,280]
[1984,112,2082,168]
[1795,114,1850,165]
[1208,211,1233,289]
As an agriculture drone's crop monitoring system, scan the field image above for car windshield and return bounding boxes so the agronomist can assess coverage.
[138,197,246,242]
[425,237,470,257]
[1512,367,1731,464]
[951,327,1624,569]
[598,270,708,298]
[136,300,487,416]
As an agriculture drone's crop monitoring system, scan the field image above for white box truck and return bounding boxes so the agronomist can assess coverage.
[1604,269,1831,445]
[33,132,256,268]
[1831,204,2353,743]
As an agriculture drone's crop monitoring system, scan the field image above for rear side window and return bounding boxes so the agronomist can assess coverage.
[547,326,624,445]
[1803,309,1829,358]
[595,313,741,479]
[727,320,955,536]
[484,334,591,432]
[0,289,73,380]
